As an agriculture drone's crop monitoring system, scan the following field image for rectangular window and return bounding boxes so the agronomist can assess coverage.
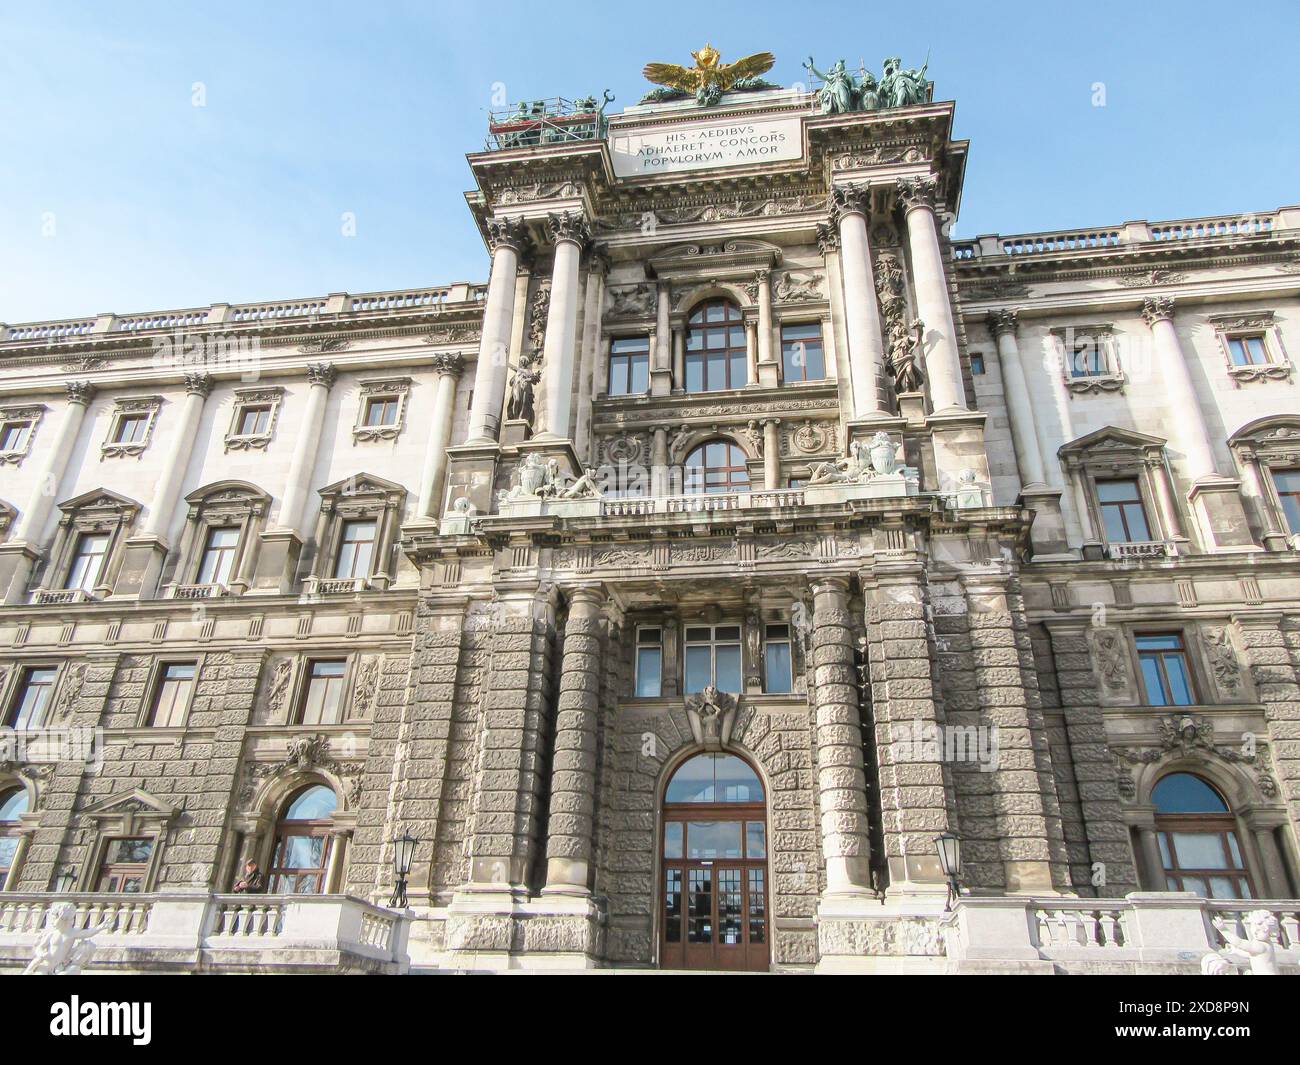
[298,660,347,725]
[608,336,651,396]
[1096,478,1152,543]
[65,532,111,593]
[635,627,663,697]
[1275,469,1300,534]
[1069,336,1114,377]
[96,837,155,893]
[112,413,150,444]
[237,405,271,435]
[149,663,197,727]
[683,624,742,694]
[1137,633,1196,707]
[6,667,57,729]
[1227,334,1269,367]
[197,526,240,586]
[970,352,986,375]
[781,322,825,383]
[764,624,793,694]
[0,421,31,451]
[334,520,377,579]
[363,396,399,427]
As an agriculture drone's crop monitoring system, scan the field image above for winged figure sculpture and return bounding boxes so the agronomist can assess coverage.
[642,44,777,106]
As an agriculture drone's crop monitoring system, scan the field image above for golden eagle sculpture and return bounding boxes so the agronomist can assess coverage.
[642,44,777,107]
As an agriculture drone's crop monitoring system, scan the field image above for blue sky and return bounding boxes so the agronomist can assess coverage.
[2,0,1297,322]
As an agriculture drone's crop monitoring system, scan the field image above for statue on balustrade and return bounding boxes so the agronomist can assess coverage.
[879,55,930,108]
[24,902,106,975]
[803,54,930,113]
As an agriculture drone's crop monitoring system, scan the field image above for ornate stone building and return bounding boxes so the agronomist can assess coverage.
[0,51,1298,973]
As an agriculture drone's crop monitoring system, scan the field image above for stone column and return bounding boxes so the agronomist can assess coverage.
[252,362,334,593]
[0,380,93,605]
[543,586,606,895]
[744,319,759,385]
[1233,611,1300,839]
[277,362,335,532]
[415,353,464,519]
[1234,446,1291,551]
[651,426,670,498]
[1245,814,1292,898]
[810,576,873,896]
[1133,817,1167,890]
[672,326,685,392]
[651,281,673,396]
[762,419,781,490]
[536,212,589,442]
[467,217,527,443]
[114,373,214,597]
[1141,297,1217,480]
[829,186,888,419]
[988,311,1045,488]
[574,254,606,460]
[899,177,966,412]
[755,268,779,387]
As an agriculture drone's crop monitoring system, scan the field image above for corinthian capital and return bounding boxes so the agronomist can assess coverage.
[184,372,214,397]
[547,210,590,248]
[485,215,529,255]
[1141,295,1175,327]
[430,351,466,377]
[306,362,337,389]
[65,380,95,405]
[987,309,1019,338]
[815,222,840,255]
[828,183,871,225]
[896,176,940,213]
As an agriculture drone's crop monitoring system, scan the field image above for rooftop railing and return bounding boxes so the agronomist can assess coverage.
[486,97,610,152]
[953,207,1295,260]
[1,284,488,348]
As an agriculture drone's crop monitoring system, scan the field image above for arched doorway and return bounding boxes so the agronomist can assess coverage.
[269,784,339,894]
[1152,773,1253,899]
[660,752,768,971]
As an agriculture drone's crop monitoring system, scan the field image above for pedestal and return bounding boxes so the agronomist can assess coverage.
[1189,476,1258,553]
[443,441,505,518]
[0,542,39,606]
[249,528,303,595]
[111,534,170,599]
[1018,486,1073,559]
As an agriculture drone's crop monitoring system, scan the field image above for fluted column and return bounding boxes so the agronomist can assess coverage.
[143,373,212,539]
[467,217,528,443]
[543,586,606,895]
[416,353,465,519]
[536,212,589,441]
[14,380,93,543]
[899,177,966,412]
[744,319,758,385]
[755,268,778,387]
[1141,296,1218,480]
[276,362,335,532]
[830,186,888,419]
[762,418,780,490]
[810,575,873,896]
[988,311,1046,488]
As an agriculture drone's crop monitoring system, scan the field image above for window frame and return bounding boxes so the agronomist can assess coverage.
[779,320,826,384]
[1152,774,1253,899]
[33,489,140,604]
[308,474,406,594]
[0,404,44,467]
[294,658,352,726]
[607,334,652,397]
[685,299,748,394]
[333,519,378,581]
[683,622,744,694]
[101,397,162,459]
[1094,477,1153,544]
[94,836,157,893]
[762,623,794,694]
[1135,631,1198,707]
[224,387,284,452]
[634,625,664,698]
[142,660,200,728]
[268,784,340,895]
[64,530,112,594]
[1210,311,1291,385]
[3,665,60,730]
[683,438,752,496]
[352,378,412,443]
[1051,325,1125,394]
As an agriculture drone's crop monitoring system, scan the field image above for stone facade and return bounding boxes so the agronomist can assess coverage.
[0,72,1298,974]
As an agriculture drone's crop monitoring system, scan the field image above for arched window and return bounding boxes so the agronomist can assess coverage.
[686,299,747,392]
[1152,773,1251,899]
[0,788,29,884]
[661,753,767,971]
[684,440,750,495]
[269,785,338,894]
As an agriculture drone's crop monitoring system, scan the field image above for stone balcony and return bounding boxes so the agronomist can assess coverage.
[0,892,411,975]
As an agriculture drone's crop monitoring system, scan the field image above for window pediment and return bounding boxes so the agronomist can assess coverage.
[80,787,179,830]
[1059,426,1167,471]
[1229,416,1300,466]
[57,487,142,527]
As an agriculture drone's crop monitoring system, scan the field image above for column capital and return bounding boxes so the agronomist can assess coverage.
[305,362,337,389]
[816,221,840,255]
[565,584,607,614]
[1141,295,1176,327]
[810,573,852,599]
[430,351,466,377]
[184,372,214,398]
[828,183,871,225]
[486,215,531,255]
[896,175,940,214]
[65,380,95,405]
[987,309,1019,338]
[547,210,590,249]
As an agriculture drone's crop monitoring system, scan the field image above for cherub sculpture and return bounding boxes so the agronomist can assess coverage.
[24,902,105,975]
[1203,910,1281,975]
